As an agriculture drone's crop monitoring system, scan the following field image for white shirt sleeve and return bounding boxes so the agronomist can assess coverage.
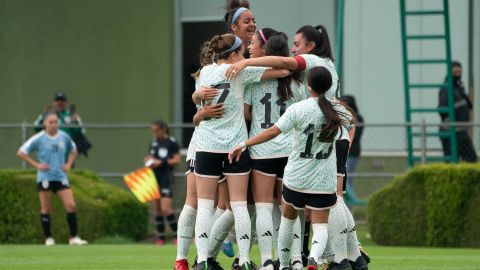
[275,104,297,133]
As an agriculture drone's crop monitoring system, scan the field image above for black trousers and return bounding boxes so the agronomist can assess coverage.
[440,130,478,162]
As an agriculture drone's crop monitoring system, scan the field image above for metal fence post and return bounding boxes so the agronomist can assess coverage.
[21,121,28,169]
[421,119,427,164]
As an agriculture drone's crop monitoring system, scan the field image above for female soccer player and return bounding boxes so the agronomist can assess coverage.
[318,100,369,270]
[193,33,289,270]
[17,112,87,246]
[224,0,256,57]
[174,102,224,270]
[244,28,306,270]
[144,120,181,245]
[229,67,352,270]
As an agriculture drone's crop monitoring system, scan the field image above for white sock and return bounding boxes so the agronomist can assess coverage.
[278,215,296,268]
[208,209,234,258]
[326,198,348,263]
[256,203,273,265]
[195,198,215,263]
[308,223,328,263]
[272,202,282,260]
[176,205,197,260]
[223,233,231,244]
[291,217,303,263]
[340,198,362,261]
[212,207,226,225]
[231,201,251,266]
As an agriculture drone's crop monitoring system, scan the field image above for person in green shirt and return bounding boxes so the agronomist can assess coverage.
[34,92,91,157]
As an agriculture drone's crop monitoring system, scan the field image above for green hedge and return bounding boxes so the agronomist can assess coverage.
[368,164,480,247]
[0,169,148,244]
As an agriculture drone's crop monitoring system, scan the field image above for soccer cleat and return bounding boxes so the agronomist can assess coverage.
[69,236,88,246]
[306,257,318,270]
[240,262,255,270]
[290,260,303,270]
[195,261,208,270]
[156,238,166,245]
[326,259,352,270]
[258,259,274,270]
[45,237,55,246]
[360,249,370,264]
[222,241,235,257]
[302,253,309,267]
[231,258,240,270]
[207,257,224,270]
[273,259,280,270]
[174,259,190,270]
[349,256,368,270]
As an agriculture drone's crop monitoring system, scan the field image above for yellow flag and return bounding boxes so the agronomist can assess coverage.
[123,167,160,203]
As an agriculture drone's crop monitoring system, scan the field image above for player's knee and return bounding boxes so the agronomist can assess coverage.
[66,202,76,212]
[162,206,173,216]
[185,197,197,209]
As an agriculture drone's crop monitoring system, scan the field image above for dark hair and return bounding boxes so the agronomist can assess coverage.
[43,111,57,122]
[307,66,342,142]
[151,119,169,135]
[260,29,302,101]
[452,61,462,68]
[338,96,358,124]
[192,41,214,78]
[296,25,334,61]
[223,0,250,27]
[193,34,242,78]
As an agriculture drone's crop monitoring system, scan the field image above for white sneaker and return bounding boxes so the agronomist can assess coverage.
[69,236,88,246]
[45,237,55,246]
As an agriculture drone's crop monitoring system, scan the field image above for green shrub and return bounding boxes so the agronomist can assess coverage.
[0,169,148,244]
[368,164,480,247]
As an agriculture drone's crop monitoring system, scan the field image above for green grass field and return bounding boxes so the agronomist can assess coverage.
[1,244,480,270]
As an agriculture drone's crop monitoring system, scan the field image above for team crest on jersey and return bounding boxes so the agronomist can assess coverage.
[42,181,49,189]
[59,141,65,149]
[158,148,168,158]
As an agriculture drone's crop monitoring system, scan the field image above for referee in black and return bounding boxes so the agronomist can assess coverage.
[144,120,181,245]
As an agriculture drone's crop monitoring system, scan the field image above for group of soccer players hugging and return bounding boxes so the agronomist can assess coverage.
[173,1,370,270]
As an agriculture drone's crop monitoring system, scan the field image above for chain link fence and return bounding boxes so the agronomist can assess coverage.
[1,122,479,206]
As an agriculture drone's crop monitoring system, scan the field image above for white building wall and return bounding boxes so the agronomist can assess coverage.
[343,0,478,150]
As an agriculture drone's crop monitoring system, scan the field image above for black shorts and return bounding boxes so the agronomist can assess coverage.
[186,159,226,183]
[154,171,174,198]
[251,157,288,180]
[282,184,337,210]
[37,180,70,193]
[195,150,251,179]
[336,139,349,193]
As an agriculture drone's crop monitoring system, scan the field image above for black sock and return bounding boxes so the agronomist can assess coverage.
[303,221,311,255]
[155,215,165,240]
[66,212,78,237]
[166,214,177,233]
[40,214,52,238]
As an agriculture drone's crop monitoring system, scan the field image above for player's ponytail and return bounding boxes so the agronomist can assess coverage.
[307,67,342,142]
[262,29,301,101]
[296,25,334,62]
[192,34,241,78]
[223,0,250,28]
